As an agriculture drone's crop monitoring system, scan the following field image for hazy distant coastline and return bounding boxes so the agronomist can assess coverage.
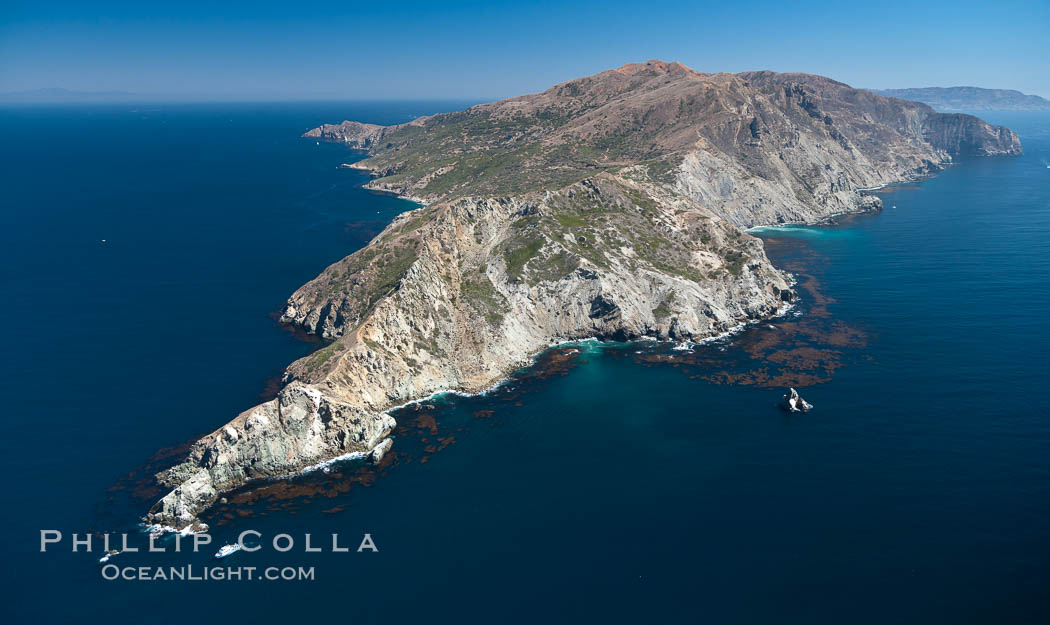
[0,88,154,103]
[870,86,1050,111]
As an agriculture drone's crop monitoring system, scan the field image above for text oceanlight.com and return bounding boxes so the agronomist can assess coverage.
[101,564,316,581]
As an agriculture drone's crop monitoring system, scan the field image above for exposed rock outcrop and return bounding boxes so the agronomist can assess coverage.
[303,121,387,148]
[147,60,1019,530]
[150,383,394,530]
[370,438,394,464]
[780,388,813,413]
[920,113,1023,156]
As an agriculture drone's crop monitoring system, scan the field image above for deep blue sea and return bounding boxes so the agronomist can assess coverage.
[1,105,1048,624]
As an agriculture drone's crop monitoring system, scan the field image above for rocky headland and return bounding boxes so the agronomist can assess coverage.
[148,60,1020,531]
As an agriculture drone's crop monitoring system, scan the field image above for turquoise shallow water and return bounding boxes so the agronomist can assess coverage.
[2,107,1049,624]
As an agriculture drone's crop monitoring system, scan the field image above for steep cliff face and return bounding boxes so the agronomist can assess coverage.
[920,113,1023,156]
[148,61,1019,531]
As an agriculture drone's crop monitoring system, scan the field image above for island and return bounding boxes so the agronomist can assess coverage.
[870,86,1050,111]
[147,60,1020,532]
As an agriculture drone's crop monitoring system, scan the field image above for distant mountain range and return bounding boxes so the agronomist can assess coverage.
[870,87,1050,111]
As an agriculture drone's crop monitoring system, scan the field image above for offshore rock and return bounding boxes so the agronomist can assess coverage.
[370,438,394,464]
[780,388,814,413]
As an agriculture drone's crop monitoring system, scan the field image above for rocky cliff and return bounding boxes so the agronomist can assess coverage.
[148,60,1019,531]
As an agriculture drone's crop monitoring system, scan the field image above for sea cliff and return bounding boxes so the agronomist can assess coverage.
[148,60,1019,531]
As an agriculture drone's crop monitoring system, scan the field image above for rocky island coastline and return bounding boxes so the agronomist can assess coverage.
[147,60,1020,532]
[871,86,1050,112]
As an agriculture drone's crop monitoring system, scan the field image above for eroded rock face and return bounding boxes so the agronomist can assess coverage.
[148,383,394,529]
[148,61,1019,530]
[920,113,1023,156]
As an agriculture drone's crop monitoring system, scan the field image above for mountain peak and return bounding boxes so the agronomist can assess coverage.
[612,59,700,77]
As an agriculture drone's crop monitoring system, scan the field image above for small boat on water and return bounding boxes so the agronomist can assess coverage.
[98,549,119,564]
[215,543,242,559]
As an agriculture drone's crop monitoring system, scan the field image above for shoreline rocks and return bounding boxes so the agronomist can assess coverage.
[370,438,394,464]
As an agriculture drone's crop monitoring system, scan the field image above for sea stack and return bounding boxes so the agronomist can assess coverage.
[781,388,813,412]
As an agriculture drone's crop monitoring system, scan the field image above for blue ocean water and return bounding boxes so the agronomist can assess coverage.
[1,106,1048,624]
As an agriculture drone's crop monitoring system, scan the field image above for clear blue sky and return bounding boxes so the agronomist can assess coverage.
[2,0,1048,99]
